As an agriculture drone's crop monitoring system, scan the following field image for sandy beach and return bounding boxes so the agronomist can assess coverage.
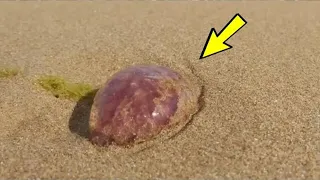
[0,1,319,179]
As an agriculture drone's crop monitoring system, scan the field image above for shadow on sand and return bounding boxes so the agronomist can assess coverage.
[68,89,98,138]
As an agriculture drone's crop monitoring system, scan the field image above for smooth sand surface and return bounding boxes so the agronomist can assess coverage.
[0,1,319,179]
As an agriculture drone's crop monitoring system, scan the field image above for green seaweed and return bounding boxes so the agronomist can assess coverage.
[0,68,19,78]
[37,75,94,101]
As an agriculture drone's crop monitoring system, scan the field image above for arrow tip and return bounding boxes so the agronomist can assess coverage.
[200,42,231,59]
[199,29,232,60]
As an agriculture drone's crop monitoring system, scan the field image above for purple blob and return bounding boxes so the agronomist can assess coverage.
[89,65,193,146]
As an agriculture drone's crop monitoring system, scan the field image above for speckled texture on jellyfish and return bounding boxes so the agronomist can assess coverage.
[89,65,201,147]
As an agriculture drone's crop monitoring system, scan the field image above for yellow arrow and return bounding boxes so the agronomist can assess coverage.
[200,13,247,59]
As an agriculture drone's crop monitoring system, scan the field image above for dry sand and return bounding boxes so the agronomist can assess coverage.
[0,1,319,179]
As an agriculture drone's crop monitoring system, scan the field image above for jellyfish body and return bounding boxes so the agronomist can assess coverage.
[89,65,200,147]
